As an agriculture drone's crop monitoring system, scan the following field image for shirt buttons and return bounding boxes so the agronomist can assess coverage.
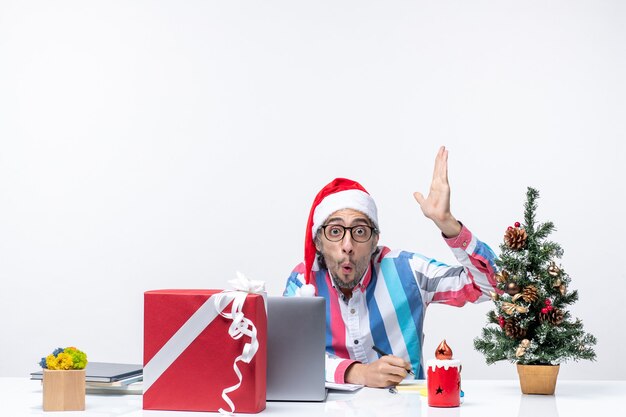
[350,308,356,314]
[354,340,359,345]
[462,241,468,247]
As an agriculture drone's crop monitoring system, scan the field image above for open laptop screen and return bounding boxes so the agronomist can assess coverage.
[266,296,327,401]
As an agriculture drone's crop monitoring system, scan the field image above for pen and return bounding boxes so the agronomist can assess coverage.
[372,345,415,376]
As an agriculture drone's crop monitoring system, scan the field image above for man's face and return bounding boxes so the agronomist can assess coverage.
[315,208,379,288]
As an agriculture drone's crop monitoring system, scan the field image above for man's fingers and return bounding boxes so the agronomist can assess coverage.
[366,357,412,387]
[413,191,425,206]
[434,146,448,182]
[385,374,405,386]
[381,355,407,367]
[432,146,444,180]
[440,147,449,183]
[379,356,410,377]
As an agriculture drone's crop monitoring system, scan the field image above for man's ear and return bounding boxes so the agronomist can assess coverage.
[371,234,380,252]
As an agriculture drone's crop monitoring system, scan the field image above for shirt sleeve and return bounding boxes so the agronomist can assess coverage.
[408,224,499,307]
[282,263,306,296]
[325,354,358,383]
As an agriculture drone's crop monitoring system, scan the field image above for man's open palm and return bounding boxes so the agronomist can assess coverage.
[413,146,452,224]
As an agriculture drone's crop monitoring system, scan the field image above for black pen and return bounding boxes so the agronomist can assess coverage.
[372,345,415,376]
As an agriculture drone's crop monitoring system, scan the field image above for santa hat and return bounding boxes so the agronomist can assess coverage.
[302,178,379,292]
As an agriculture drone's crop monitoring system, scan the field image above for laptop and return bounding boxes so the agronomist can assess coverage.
[266,296,327,401]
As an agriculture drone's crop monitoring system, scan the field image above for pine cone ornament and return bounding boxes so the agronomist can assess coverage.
[504,318,527,339]
[521,285,539,303]
[504,227,527,250]
[540,308,564,325]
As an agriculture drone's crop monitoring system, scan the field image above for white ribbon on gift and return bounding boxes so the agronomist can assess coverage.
[143,272,265,415]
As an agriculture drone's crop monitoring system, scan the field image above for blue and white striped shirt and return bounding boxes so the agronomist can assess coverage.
[283,225,498,383]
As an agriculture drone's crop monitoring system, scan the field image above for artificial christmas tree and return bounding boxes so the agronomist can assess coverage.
[474,187,596,394]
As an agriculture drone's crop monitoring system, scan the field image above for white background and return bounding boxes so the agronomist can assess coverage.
[1,0,624,380]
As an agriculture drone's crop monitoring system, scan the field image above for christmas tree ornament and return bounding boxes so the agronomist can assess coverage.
[540,308,564,325]
[501,302,517,315]
[490,291,500,301]
[506,282,521,295]
[559,284,567,296]
[495,270,509,284]
[504,226,528,250]
[514,221,521,227]
[498,316,505,328]
[553,278,562,288]
[515,339,531,357]
[521,285,539,303]
[501,302,528,315]
[548,262,561,277]
[504,318,527,339]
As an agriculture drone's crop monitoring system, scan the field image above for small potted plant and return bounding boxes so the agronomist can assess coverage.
[474,188,596,394]
[39,347,88,411]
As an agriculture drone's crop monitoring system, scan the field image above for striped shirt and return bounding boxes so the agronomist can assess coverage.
[282,225,498,383]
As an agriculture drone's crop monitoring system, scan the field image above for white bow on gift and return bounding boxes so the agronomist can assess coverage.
[214,272,266,415]
[229,271,266,294]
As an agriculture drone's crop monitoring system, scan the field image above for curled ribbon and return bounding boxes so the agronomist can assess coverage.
[214,272,264,415]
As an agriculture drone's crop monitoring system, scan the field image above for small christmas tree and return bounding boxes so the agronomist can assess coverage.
[474,187,596,365]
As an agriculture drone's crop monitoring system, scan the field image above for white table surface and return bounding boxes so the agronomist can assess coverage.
[5,378,625,417]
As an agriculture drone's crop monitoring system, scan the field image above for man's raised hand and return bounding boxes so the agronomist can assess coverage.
[413,146,461,238]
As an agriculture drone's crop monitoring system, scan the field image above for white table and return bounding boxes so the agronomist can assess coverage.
[4,378,625,416]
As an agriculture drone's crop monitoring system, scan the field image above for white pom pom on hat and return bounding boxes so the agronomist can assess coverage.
[296,284,316,297]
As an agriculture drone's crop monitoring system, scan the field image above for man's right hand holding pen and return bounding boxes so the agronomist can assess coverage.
[344,345,414,388]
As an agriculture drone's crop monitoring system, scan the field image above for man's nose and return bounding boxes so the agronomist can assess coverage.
[341,233,354,253]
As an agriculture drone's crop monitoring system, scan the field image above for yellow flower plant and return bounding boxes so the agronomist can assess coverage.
[39,347,88,370]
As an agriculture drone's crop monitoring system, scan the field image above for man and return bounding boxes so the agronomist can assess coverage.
[283,146,498,388]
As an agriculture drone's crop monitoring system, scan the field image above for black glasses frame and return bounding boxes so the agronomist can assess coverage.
[320,224,378,243]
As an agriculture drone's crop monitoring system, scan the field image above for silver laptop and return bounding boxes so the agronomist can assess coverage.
[266,296,327,401]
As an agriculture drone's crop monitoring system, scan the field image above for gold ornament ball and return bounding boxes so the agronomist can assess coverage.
[506,282,521,295]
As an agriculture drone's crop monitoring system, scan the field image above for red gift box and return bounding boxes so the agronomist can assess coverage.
[143,289,267,413]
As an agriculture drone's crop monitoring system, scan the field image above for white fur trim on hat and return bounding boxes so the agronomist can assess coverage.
[311,189,379,239]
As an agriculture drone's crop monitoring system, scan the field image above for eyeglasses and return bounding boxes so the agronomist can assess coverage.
[320,224,378,243]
